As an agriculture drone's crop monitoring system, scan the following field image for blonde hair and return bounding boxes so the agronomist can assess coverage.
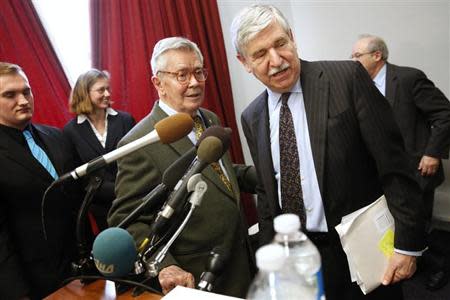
[0,62,23,76]
[69,69,110,115]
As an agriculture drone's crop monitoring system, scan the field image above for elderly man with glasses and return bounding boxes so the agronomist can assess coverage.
[108,37,257,297]
[352,34,450,290]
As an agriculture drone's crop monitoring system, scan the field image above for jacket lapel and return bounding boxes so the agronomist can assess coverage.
[78,121,105,154]
[385,63,398,107]
[251,91,282,212]
[1,130,49,182]
[105,114,121,152]
[300,60,328,194]
[150,104,194,156]
[199,109,236,200]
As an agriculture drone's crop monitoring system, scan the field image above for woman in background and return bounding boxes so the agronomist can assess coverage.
[63,69,135,235]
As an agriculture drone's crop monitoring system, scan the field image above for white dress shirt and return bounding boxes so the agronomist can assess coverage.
[373,64,387,96]
[267,80,328,232]
[77,107,118,148]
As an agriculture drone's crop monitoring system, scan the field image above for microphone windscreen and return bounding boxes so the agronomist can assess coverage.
[155,113,194,144]
[197,136,223,163]
[92,227,137,277]
[206,246,228,274]
[162,147,197,189]
[196,126,232,153]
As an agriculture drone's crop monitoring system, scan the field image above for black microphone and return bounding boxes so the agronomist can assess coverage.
[55,113,194,184]
[117,147,197,229]
[149,126,231,236]
[197,246,229,292]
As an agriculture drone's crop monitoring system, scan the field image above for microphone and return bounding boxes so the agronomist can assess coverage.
[55,113,194,184]
[92,227,137,277]
[117,147,197,229]
[149,126,231,236]
[197,246,229,292]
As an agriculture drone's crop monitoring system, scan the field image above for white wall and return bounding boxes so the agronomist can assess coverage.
[218,0,450,196]
[33,0,91,86]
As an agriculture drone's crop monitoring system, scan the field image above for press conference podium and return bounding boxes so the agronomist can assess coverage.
[44,280,162,300]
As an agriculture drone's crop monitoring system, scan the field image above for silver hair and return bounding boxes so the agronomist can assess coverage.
[358,34,389,61]
[150,37,204,75]
[230,4,291,55]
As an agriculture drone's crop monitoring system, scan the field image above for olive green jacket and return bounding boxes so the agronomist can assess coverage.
[108,102,255,297]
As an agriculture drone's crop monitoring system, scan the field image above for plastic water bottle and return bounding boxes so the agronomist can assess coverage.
[247,244,307,299]
[273,213,326,300]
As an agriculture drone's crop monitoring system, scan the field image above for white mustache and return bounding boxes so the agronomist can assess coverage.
[268,63,290,76]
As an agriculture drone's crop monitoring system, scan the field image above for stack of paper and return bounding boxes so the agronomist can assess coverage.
[335,195,395,294]
[162,286,244,300]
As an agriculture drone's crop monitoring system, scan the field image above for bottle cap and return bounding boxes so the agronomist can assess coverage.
[274,213,301,234]
[255,244,286,271]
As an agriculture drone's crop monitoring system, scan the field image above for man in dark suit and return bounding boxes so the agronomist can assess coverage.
[108,37,256,297]
[352,34,450,290]
[231,5,426,300]
[0,62,81,299]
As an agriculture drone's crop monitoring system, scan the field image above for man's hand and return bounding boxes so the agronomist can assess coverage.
[418,155,440,176]
[158,265,195,294]
[382,252,417,285]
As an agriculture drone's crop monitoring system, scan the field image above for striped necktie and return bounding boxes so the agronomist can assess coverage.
[193,116,233,192]
[23,130,58,179]
[279,92,306,228]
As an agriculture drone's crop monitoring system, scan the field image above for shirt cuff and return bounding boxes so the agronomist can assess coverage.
[394,247,427,256]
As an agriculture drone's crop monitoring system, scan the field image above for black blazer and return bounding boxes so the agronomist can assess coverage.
[241,60,425,252]
[0,124,81,299]
[63,111,135,204]
[385,63,450,190]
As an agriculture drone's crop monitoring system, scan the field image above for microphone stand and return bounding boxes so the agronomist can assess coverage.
[72,170,105,283]
[132,175,208,296]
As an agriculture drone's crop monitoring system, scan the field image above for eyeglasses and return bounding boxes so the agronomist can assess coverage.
[90,86,111,94]
[157,68,208,85]
[350,51,375,59]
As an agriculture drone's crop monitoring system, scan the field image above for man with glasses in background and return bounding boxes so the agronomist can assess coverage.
[352,34,450,290]
[108,37,257,297]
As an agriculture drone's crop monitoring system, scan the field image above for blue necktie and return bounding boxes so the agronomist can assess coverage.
[23,130,58,179]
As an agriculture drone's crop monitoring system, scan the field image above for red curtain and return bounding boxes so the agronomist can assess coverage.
[91,0,257,225]
[0,1,71,128]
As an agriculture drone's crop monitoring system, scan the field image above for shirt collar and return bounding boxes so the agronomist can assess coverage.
[158,99,202,119]
[77,107,118,124]
[267,78,302,108]
[373,63,387,90]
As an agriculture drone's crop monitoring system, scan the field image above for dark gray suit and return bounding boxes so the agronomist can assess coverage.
[385,63,450,217]
[241,60,425,299]
[108,103,255,298]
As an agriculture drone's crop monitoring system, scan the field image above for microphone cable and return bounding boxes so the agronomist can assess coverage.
[60,275,164,296]
[40,180,59,240]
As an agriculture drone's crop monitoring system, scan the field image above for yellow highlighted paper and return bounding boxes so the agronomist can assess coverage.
[378,229,394,257]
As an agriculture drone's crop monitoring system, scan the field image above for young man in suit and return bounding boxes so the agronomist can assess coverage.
[0,62,81,299]
[108,37,257,297]
[352,34,450,290]
[231,5,426,300]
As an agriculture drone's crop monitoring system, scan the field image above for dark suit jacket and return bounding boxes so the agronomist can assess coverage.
[63,111,135,203]
[0,124,81,299]
[241,60,426,252]
[385,63,450,191]
[108,103,255,298]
